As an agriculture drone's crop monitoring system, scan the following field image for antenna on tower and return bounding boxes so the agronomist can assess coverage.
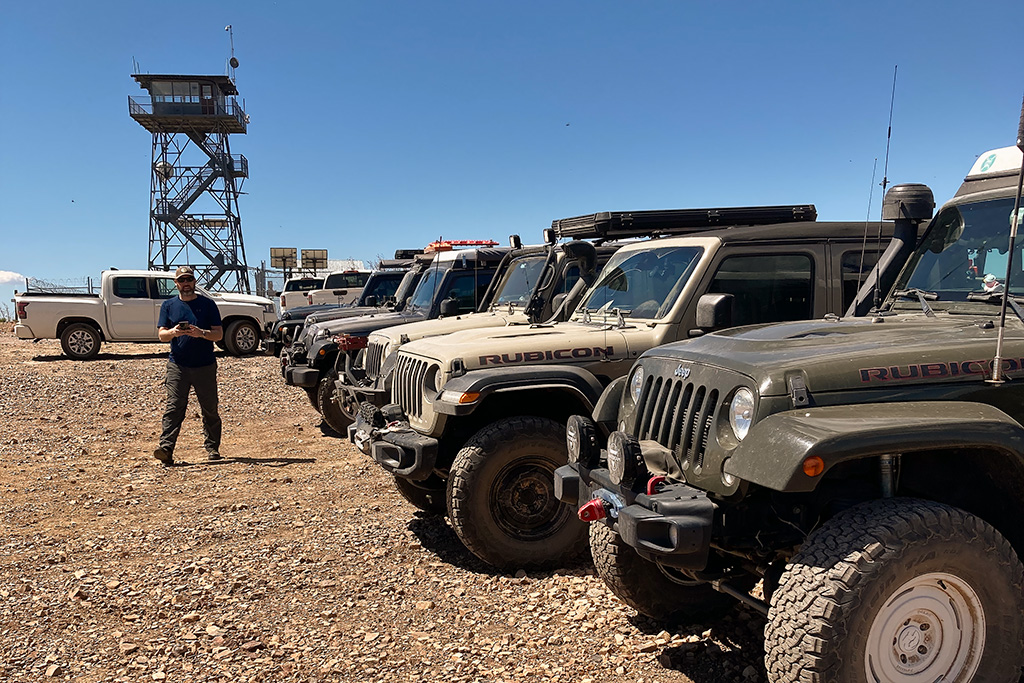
[225,25,239,79]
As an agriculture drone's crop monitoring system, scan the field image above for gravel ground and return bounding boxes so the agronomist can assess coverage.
[0,326,767,683]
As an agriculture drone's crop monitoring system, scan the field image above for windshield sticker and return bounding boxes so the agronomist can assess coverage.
[480,346,614,365]
[860,358,1024,382]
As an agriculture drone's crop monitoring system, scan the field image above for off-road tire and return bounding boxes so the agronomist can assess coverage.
[590,522,741,623]
[60,323,101,360]
[303,387,319,410]
[224,319,260,356]
[318,370,356,434]
[447,416,587,570]
[765,498,1024,683]
[393,475,447,515]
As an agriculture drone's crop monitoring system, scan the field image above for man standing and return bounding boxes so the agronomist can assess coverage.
[154,266,224,466]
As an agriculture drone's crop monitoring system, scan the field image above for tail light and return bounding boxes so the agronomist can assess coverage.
[16,301,29,320]
[279,295,285,308]
[307,293,313,304]
[334,334,368,351]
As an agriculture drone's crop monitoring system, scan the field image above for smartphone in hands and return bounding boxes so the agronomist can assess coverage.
[176,322,192,331]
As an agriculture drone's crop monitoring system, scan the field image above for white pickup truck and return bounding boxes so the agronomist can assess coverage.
[279,276,324,313]
[306,269,372,306]
[13,270,277,360]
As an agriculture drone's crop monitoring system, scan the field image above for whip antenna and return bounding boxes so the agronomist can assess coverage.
[989,92,1024,382]
[872,66,898,311]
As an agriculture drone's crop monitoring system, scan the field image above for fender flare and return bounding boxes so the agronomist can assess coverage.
[727,401,1024,492]
[434,365,605,416]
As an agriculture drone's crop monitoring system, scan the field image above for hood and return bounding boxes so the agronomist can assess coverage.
[398,319,634,369]
[205,291,274,306]
[308,309,428,339]
[369,309,530,346]
[645,309,1024,397]
[304,305,383,326]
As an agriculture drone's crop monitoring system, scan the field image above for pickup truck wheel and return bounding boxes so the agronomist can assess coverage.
[447,416,587,570]
[393,475,447,515]
[318,370,356,434]
[224,320,260,356]
[60,323,101,360]
[765,498,1024,683]
[590,522,742,622]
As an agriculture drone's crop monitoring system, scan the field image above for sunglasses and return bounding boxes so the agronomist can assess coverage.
[175,276,195,283]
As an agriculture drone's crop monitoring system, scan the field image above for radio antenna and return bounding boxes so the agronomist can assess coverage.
[855,157,879,299]
[989,92,1024,383]
[871,65,898,312]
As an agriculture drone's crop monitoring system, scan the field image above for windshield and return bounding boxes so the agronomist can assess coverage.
[898,197,1024,302]
[361,272,403,302]
[405,263,451,313]
[491,255,547,305]
[576,246,704,319]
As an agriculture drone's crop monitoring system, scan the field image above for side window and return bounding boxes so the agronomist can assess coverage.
[445,272,492,314]
[708,254,813,326]
[560,265,581,294]
[840,250,882,311]
[153,278,179,299]
[113,277,149,299]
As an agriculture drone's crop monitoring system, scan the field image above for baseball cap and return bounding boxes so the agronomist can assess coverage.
[174,266,195,281]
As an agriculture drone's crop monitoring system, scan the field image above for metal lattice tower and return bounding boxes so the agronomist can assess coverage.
[128,73,251,293]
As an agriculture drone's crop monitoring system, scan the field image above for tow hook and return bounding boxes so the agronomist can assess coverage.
[578,499,607,522]
[578,488,625,522]
[646,476,666,495]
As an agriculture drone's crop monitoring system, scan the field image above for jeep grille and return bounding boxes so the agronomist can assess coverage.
[365,340,387,380]
[392,354,430,419]
[634,376,719,470]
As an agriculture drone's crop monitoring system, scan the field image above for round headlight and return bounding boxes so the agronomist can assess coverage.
[566,415,599,468]
[629,365,644,404]
[426,366,445,393]
[606,431,646,487]
[729,388,755,441]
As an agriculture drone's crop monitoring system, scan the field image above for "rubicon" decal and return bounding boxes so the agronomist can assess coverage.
[860,358,1024,382]
[479,346,615,365]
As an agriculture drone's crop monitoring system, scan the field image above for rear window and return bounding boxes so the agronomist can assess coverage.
[324,272,371,289]
[284,279,321,292]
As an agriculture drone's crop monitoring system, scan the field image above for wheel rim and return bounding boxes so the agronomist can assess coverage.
[337,388,358,420]
[864,571,985,682]
[489,456,569,541]
[235,325,257,353]
[68,329,95,355]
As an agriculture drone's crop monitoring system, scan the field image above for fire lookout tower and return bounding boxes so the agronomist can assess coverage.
[128,73,251,293]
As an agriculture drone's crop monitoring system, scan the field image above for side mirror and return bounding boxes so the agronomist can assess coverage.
[691,293,734,336]
[440,298,460,317]
[363,295,378,307]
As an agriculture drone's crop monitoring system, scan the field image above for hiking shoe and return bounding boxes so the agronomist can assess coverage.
[207,452,223,461]
[153,447,174,466]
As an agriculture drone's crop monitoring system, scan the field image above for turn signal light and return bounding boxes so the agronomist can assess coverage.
[802,456,825,477]
[578,499,607,522]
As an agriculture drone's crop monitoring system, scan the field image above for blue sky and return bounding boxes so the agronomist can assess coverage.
[2,1,1023,311]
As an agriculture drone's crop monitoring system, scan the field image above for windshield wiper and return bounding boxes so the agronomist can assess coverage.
[893,288,938,318]
[966,291,1024,324]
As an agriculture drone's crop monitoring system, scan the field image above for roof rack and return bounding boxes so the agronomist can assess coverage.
[551,205,818,240]
[425,239,500,253]
[377,258,415,269]
[393,248,425,260]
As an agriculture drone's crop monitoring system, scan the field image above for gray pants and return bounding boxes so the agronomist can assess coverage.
[160,361,221,456]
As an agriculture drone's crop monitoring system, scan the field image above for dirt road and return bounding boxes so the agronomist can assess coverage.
[0,329,766,682]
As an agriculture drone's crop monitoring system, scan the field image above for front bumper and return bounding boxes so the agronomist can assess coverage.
[555,463,713,570]
[349,404,438,480]
[283,364,319,388]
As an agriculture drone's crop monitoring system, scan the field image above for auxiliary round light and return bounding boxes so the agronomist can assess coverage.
[729,388,755,441]
[606,431,645,487]
[566,415,600,468]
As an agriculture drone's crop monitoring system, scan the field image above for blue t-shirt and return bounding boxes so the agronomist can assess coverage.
[158,295,222,367]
